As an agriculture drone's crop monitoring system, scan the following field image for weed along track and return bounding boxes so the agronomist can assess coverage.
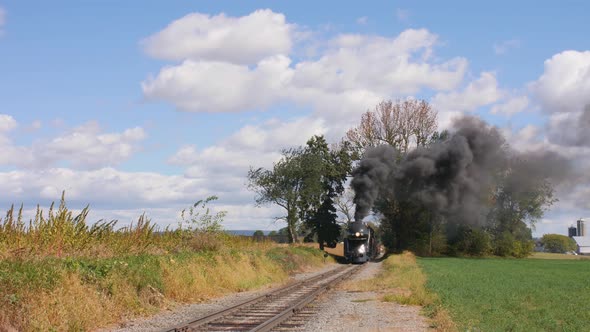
[163,264,362,332]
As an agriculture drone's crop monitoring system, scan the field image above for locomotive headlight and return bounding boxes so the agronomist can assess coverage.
[355,232,360,237]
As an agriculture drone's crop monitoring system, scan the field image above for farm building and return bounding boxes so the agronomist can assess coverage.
[572,236,590,255]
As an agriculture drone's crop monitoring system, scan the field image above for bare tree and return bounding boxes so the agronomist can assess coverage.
[346,99,437,154]
[334,188,355,224]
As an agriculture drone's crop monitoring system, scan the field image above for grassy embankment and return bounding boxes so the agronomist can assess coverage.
[0,199,331,331]
[418,256,590,331]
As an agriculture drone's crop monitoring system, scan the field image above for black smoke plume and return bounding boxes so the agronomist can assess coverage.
[351,116,571,226]
[351,145,398,221]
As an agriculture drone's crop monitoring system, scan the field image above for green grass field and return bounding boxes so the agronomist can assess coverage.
[418,257,590,331]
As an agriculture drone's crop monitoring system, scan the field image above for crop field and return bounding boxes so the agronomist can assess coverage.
[323,242,344,257]
[418,257,590,331]
[529,252,590,260]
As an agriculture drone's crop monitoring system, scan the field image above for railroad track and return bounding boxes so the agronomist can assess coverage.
[163,264,362,332]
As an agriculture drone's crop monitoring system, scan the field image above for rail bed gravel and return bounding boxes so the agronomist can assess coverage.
[299,261,431,331]
[99,261,431,332]
[98,263,339,332]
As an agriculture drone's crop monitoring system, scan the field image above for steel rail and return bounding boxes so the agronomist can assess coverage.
[164,264,355,332]
[250,264,360,332]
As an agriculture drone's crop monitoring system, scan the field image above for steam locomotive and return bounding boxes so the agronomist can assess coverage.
[343,221,378,263]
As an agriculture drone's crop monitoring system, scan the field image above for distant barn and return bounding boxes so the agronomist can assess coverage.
[572,236,590,255]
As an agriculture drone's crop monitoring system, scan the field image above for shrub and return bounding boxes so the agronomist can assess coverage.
[541,234,577,253]
[492,232,533,257]
[179,196,226,233]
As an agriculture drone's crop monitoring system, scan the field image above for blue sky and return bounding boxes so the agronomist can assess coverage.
[1,1,589,235]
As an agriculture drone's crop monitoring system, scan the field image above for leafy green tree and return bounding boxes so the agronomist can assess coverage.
[449,226,492,256]
[300,136,353,249]
[305,197,340,249]
[492,232,515,257]
[248,147,319,243]
[252,230,264,238]
[248,148,313,243]
[248,136,352,244]
[541,234,577,253]
[487,156,558,257]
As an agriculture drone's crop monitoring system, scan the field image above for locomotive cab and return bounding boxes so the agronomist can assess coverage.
[344,221,375,263]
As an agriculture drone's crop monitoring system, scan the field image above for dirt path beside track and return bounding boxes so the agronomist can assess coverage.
[301,261,432,331]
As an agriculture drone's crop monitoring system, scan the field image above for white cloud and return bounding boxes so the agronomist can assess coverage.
[42,122,147,168]
[431,71,504,113]
[502,124,542,152]
[502,120,590,161]
[226,117,327,151]
[0,167,245,230]
[0,116,147,169]
[180,145,278,178]
[0,114,17,132]
[491,95,529,116]
[356,16,368,25]
[142,9,293,65]
[168,145,200,165]
[528,50,590,150]
[287,89,383,133]
[515,124,539,143]
[0,167,204,207]
[216,203,284,230]
[531,50,590,113]
[546,107,590,147]
[143,25,468,119]
[142,55,293,112]
[493,39,520,55]
[292,30,466,96]
[169,116,326,179]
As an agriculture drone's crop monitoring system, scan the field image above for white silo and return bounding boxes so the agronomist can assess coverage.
[577,219,587,237]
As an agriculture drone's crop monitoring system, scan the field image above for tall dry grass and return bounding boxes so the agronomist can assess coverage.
[0,193,165,260]
[0,193,256,260]
[0,195,330,331]
[0,246,328,331]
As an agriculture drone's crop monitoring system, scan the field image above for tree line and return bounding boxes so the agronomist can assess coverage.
[248,100,557,257]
